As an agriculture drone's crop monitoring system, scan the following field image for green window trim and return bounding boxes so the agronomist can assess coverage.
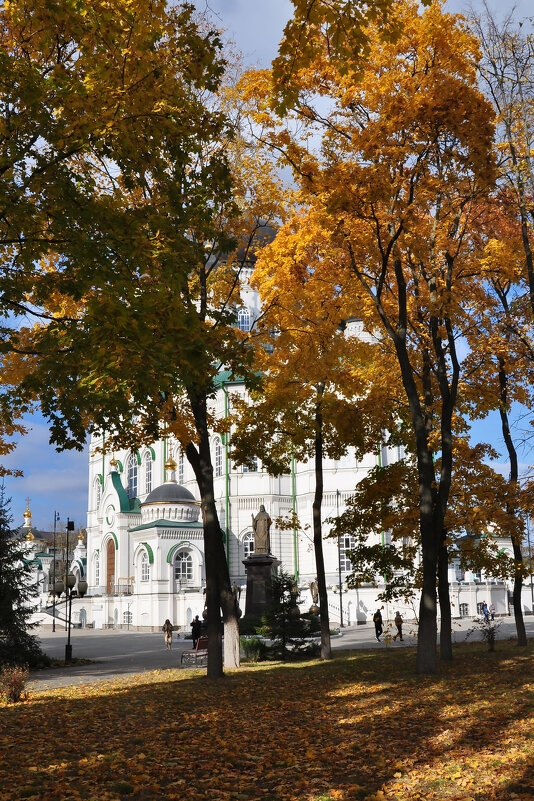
[148,446,156,460]
[108,532,118,549]
[166,542,191,563]
[142,542,154,564]
[135,450,142,466]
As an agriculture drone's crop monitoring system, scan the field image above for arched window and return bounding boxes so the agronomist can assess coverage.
[93,554,100,586]
[178,449,184,484]
[174,551,193,582]
[126,453,138,499]
[106,539,115,595]
[339,534,356,573]
[144,452,152,495]
[94,476,102,509]
[243,532,255,559]
[237,307,250,332]
[140,551,150,582]
[214,438,223,477]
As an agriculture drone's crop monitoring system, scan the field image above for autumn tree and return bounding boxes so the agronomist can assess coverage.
[469,11,534,645]
[473,11,534,316]
[0,1,265,677]
[240,0,497,673]
[462,202,534,646]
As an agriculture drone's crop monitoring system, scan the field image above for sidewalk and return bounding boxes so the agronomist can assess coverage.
[28,616,531,691]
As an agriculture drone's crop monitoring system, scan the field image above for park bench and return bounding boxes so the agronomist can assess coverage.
[180,636,208,667]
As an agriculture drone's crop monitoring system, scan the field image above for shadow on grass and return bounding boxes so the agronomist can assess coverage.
[0,641,532,801]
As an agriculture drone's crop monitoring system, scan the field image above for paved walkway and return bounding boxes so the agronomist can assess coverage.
[28,616,533,691]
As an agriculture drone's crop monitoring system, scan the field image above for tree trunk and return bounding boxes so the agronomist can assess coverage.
[438,538,452,661]
[186,400,241,678]
[498,359,527,648]
[417,539,438,674]
[313,390,332,660]
[512,538,527,647]
[223,616,241,667]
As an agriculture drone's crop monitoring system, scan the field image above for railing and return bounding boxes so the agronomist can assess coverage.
[328,601,350,626]
[113,582,133,595]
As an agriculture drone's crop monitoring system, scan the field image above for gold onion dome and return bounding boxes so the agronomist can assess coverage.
[165,457,177,472]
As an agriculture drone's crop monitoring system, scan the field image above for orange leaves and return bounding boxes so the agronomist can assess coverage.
[2,645,534,801]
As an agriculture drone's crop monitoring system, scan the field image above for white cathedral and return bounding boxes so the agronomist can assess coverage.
[22,277,522,632]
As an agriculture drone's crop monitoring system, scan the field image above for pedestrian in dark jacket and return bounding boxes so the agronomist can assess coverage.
[373,609,383,641]
[393,611,403,641]
[191,615,202,648]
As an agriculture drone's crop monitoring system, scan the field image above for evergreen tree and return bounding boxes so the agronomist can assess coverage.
[0,488,45,667]
[260,571,318,661]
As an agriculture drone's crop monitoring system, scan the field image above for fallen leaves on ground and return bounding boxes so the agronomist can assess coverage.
[0,641,532,801]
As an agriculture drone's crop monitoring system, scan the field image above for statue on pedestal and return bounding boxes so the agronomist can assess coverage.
[252,504,272,555]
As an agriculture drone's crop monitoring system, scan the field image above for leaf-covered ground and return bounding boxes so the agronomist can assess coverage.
[1,642,532,801]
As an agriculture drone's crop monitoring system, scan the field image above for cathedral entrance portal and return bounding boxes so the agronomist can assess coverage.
[106,539,115,595]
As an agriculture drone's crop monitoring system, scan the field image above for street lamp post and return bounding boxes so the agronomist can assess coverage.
[52,512,60,632]
[53,574,88,663]
[64,519,75,630]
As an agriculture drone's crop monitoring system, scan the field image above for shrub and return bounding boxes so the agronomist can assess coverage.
[465,617,503,652]
[240,635,268,662]
[0,664,29,703]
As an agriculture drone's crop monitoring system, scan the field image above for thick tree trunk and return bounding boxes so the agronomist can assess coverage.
[223,616,241,667]
[313,393,332,660]
[417,534,438,674]
[438,538,452,661]
[186,401,240,678]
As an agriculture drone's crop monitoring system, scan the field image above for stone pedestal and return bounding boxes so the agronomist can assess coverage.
[243,554,280,618]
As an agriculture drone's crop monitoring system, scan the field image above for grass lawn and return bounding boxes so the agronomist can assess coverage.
[1,641,532,801]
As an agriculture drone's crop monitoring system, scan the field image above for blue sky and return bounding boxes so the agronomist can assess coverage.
[3,0,534,530]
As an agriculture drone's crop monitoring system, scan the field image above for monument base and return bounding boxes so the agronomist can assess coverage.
[242,553,280,618]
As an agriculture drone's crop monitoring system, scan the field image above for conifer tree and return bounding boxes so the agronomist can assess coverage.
[0,488,45,667]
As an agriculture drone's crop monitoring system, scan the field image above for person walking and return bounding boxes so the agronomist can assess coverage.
[393,611,403,641]
[162,619,173,650]
[482,601,489,622]
[191,615,202,648]
[489,602,495,621]
[373,609,383,641]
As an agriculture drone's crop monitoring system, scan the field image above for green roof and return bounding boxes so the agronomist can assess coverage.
[111,471,131,513]
[213,370,244,388]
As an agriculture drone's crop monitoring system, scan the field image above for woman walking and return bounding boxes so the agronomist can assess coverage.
[162,619,174,650]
